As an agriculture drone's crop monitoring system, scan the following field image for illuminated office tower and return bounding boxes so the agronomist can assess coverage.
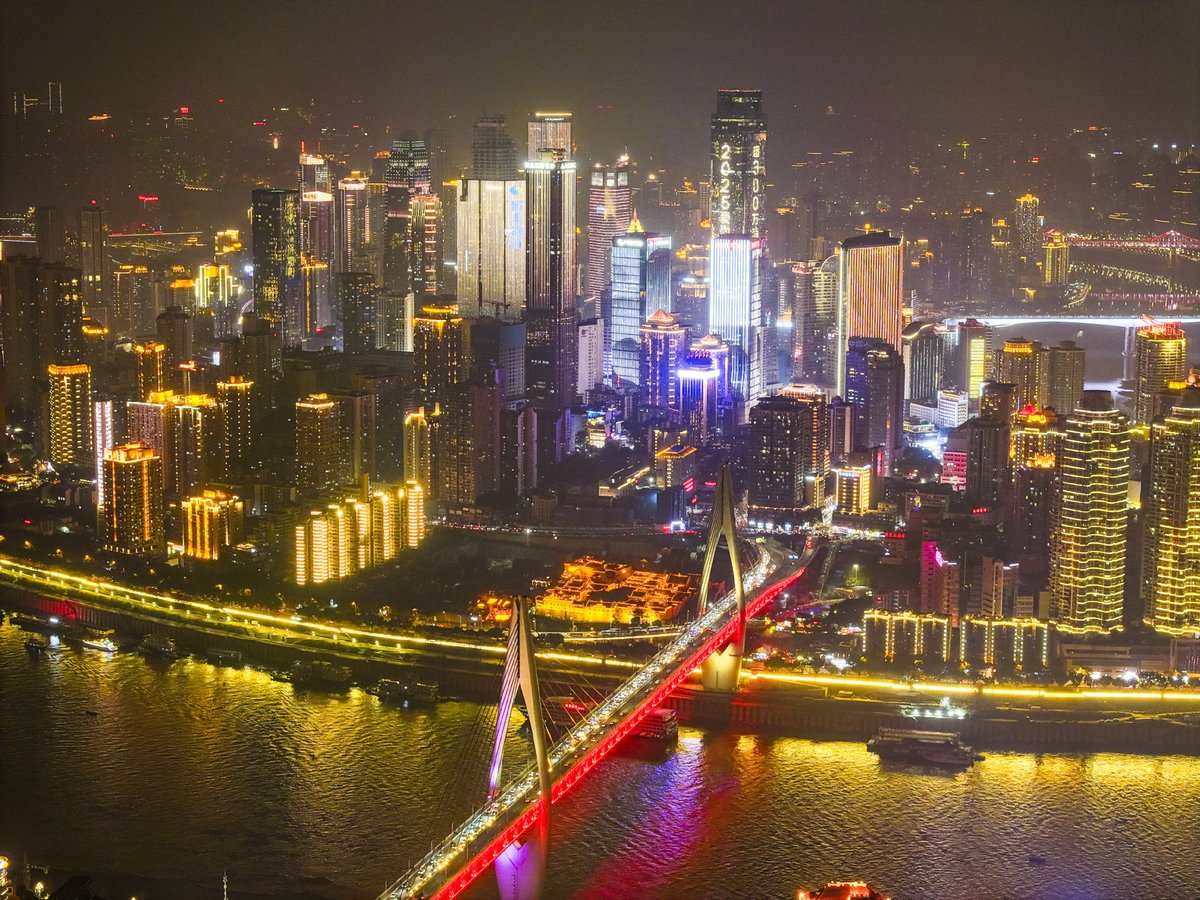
[413,304,471,404]
[1009,405,1064,582]
[792,255,840,388]
[1051,391,1130,632]
[299,153,335,329]
[1013,194,1041,268]
[388,134,432,194]
[1142,385,1200,634]
[996,337,1049,410]
[524,150,578,462]
[216,376,254,474]
[844,337,904,472]
[586,156,633,301]
[47,363,93,467]
[528,111,572,159]
[708,89,767,240]
[956,318,994,410]
[1134,321,1187,424]
[78,205,108,318]
[709,234,764,403]
[748,385,829,519]
[35,205,64,263]
[411,192,443,295]
[170,394,222,499]
[835,230,904,395]
[471,115,519,179]
[92,398,113,510]
[101,443,164,555]
[295,393,342,491]
[111,263,154,336]
[1043,230,1070,285]
[337,272,378,354]
[610,220,672,384]
[1047,341,1086,415]
[251,188,302,344]
[639,310,686,412]
[437,366,502,506]
[901,320,947,406]
[456,178,526,320]
[181,490,245,562]
[130,340,165,400]
[195,263,237,335]
[834,462,873,514]
[678,353,719,442]
[403,407,433,493]
[336,174,372,272]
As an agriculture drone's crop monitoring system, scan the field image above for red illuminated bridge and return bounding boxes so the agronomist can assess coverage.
[378,472,810,900]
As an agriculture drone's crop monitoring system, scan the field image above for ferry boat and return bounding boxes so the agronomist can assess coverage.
[139,633,182,659]
[799,881,892,900]
[866,728,984,768]
[372,679,439,705]
[631,708,679,742]
[290,660,353,690]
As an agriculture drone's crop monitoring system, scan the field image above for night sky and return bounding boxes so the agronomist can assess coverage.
[3,0,1198,168]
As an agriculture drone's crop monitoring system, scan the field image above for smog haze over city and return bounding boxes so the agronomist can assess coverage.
[1,2,1199,899]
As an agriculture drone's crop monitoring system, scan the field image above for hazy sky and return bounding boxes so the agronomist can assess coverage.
[4,0,1197,168]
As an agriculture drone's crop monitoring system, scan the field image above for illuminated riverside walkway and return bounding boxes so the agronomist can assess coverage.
[378,538,808,900]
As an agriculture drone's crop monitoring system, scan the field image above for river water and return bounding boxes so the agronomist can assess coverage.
[1,623,1198,900]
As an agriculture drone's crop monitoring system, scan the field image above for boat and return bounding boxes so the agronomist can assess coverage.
[866,728,984,768]
[206,647,243,667]
[289,660,353,690]
[372,678,438,705]
[81,630,117,653]
[139,633,182,659]
[631,708,679,742]
[799,881,891,900]
[24,636,48,654]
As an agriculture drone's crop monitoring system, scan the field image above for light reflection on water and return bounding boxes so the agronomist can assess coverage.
[2,624,1198,900]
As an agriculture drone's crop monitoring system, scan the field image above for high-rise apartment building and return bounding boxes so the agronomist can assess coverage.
[92,398,114,511]
[251,188,302,345]
[456,179,526,320]
[1047,341,1086,415]
[1142,385,1200,634]
[403,407,434,494]
[844,337,904,472]
[1051,391,1130,632]
[901,320,947,406]
[709,234,764,403]
[791,255,840,388]
[336,174,373,273]
[956,318,994,410]
[1013,193,1042,267]
[586,157,633,302]
[996,337,1049,411]
[216,376,254,475]
[1134,321,1187,424]
[438,366,502,506]
[111,263,155,336]
[610,221,672,385]
[337,272,378,354]
[709,89,767,240]
[35,205,64,263]
[47,363,93,467]
[101,443,164,556]
[182,490,245,562]
[639,310,686,412]
[959,208,992,302]
[78,205,108,318]
[836,231,904,394]
[0,258,83,416]
[295,393,342,491]
[1010,406,1064,584]
[1043,230,1070,284]
[413,304,471,405]
[747,386,829,520]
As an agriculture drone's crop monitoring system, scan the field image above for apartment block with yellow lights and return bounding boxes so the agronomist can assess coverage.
[101,443,164,556]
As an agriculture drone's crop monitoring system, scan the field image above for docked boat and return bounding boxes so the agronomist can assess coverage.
[206,647,243,667]
[24,636,48,654]
[139,633,182,659]
[81,632,117,653]
[372,678,438,705]
[799,881,891,900]
[290,660,353,690]
[632,708,679,742]
[867,728,984,768]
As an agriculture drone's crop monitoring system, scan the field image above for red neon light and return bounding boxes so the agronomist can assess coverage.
[683,477,695,494]
[180,106,190,115]
[428,566,806,899]
[138,195,159,202]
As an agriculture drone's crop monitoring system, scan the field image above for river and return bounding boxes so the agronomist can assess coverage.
[1,623,1198,899]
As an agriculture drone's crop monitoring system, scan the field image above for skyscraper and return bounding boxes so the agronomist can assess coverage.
[182,490,245,562]
[1014,193,1042,268]
[35,205,64,263]
[336,174,373,273]
[101,443,164,556]
[111,263,154,336]
[251,188,302,345]
[791,255,840,388]
[337,272,379,354]
[901,320,947,406]
[92,397,114,511]
[1047,341,1086,415]
[1010,406,1064,585]
[1142,385,1200,634]
[1134,321,1187,424]
[455,179,526,320]
[709,89,767,240]
[78,205,108,320]
[709,234,764,403]
[295,393,341,491]
[585,157,633,302]
[471,115,519,179]
[1043,229,1070,284]
[216,376,254,475]
[678,353,719,443]
[299,152,335,329]
[1051,391,1130,632]
[747,385,829,521]
[524,150,578,462]
[610,220,672,385]
[844,337,904,472]
[996,337,1049,410]
[413,304,471,405]
[527,112,572,160]
[836,230,904,395]
[47,363,93,467]
[959,207,992,303]
[438,365,502,506]
[955,318,994,410]
[0,258,83,417]
[403,407,433,494]
[169,394,223,499]
[639,309,686,412]
[410,192,444,295]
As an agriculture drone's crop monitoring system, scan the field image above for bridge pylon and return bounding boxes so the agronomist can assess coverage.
[697,465,745,692]
[489,596,550,900]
